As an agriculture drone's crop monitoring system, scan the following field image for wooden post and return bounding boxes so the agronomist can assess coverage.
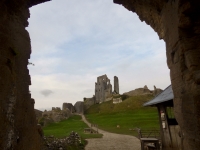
[157,104,172,148]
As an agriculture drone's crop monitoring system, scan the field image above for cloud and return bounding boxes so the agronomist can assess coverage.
[82,89,94,95]
[41,90,54,97]
[27,0,171,110]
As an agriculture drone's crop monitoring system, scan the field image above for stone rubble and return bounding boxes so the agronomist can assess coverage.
[43,131,83,150]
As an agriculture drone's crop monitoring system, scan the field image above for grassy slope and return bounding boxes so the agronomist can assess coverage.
[85,94,159,136]
[43,115,102,139]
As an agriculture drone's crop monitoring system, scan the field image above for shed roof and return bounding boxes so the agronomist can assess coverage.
[143,85,174,106]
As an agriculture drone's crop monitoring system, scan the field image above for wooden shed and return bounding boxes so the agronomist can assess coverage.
[143,85,183,150]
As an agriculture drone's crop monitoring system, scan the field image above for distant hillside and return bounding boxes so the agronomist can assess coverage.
[85,95,159,135]
[123,85,162,97]
[85,94,154,114]
[83,85,162,111]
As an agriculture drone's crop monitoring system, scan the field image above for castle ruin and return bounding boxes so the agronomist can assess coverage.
[95,75,112,103]
[1,1,199,149]
[114,76,119,94]
[95,74,119,103]
[62,103,75,113]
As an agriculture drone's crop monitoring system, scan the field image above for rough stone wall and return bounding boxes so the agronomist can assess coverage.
[143,85,150,93]
[114,76,119,94]
[0,1,45,149]
[0,0,199,149]
[114,0,200,149]
[153,85,163,96]
[41,108,71,126]
[62,103,75,113]
[74,101,84,114]
[84,97,95,110]
[95,74,112,103]
[113,97,122,104]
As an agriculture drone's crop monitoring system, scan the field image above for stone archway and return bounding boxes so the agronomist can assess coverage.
[114,0,200,149]
[0,0,199,149]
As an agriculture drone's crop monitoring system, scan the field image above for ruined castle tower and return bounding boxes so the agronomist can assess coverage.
[95,75,112,103]
[62,103,75,113]
[114,76,119,94]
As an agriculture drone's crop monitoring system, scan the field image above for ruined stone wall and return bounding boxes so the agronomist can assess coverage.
[0,1,45,149]
[74,101,84,114]
[0,0,199,149]
[84,97,95,110]
[114,0,200,149]
[41,108,71,126]
[153,85,162,96]
[62,103,75,113]
[95,74,112,103]
[0,0,52,149]
[114,76,119,94]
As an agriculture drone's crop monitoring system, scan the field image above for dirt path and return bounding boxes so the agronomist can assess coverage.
[81,115,141,150]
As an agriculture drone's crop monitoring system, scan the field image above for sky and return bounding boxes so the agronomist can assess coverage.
[27,0,171,111]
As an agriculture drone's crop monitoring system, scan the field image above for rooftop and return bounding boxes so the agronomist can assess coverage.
[143,85,174,106]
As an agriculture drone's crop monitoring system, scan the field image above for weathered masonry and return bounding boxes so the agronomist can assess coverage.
[114,1,200,149]
[95,74,120,103]
[114,76,119,94]
[95,75,112,103]
[0,0,200,149]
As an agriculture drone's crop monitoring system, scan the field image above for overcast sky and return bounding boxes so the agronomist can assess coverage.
[27,0,171,111]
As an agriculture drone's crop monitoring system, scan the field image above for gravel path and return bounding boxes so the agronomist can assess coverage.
[81,115,141,150]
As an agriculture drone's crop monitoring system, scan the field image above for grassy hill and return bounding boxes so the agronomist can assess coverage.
[42,94,159,141]
[85,94,159,136]
[43,115,102,146]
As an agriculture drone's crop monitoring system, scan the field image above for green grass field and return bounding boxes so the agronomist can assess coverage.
[85,95,160,136]
[43,94,159,141]
[43,115,102,140]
